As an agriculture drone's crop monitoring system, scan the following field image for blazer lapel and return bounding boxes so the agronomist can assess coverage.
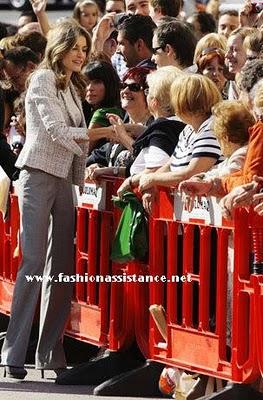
[59,83,86,128]
[69,82,87,128]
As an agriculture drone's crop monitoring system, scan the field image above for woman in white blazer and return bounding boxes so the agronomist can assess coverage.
[1,19,91,379]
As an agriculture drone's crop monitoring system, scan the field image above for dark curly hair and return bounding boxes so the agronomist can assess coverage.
[239,59,263,93]
[118,14,156,51]
[190,11,216,35]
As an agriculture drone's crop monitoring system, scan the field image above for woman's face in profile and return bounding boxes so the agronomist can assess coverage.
[62,35,88,77]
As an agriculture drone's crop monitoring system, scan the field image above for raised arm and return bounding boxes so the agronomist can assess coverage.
[30,0,51,36]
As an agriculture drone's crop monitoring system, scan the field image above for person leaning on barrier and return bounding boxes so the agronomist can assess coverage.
[116,66,185,195]
[118,74,223,213]
[1,19,91,380]
[85,66,153,180]
[179,100,254,212]
[178,76,263,219]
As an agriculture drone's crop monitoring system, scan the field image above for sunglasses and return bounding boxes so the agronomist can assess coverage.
[152,45,165,55]
[120,82,145,92]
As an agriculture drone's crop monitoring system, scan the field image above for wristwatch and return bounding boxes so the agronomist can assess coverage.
[113,166,119,176]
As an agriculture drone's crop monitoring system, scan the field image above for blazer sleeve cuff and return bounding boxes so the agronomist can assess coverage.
[53,135,84,157]
[69,127,89,141]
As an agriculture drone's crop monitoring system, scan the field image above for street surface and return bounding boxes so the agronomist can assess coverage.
[0,365,95,400]
[0,364,165,400]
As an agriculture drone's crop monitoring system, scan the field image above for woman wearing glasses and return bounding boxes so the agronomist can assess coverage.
[115,66,186,194]
[85,66,153,179]
[1,19,91,380]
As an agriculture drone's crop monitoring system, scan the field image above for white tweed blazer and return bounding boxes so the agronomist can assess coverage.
[16,69,88,186]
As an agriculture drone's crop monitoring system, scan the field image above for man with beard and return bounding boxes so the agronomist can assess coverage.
[116,14,156,68]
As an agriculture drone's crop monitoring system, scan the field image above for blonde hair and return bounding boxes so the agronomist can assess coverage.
[146,66,183,114]
[73,0,99,22]
[170,74,222,119]
[39,19,91,97]
[0,36,16,51]
[194,33,227,63]
[228,27,257,42]
[212,100,254,146]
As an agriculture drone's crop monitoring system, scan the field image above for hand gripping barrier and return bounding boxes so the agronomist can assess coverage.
[148,187,263,386]
[66,177,135,351]
[0,178,263,389]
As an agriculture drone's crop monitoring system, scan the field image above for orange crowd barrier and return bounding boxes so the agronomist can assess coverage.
[147,187,263,385]
[0,178,262,388]
[66,177,135,351]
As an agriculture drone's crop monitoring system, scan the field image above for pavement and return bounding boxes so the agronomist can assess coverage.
[0,365,96,400]
[0,365,165,400]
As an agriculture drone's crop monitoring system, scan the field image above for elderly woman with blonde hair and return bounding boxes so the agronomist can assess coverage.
[1,19,91,380]
[93,66,186,188]
[136,74,224,212]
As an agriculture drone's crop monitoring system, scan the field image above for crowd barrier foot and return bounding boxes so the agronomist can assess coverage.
[55,349,144,386]
[93,360,164,397]
[196,382,263,400]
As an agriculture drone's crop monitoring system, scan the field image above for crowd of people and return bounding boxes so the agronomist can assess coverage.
[0,0,263,395]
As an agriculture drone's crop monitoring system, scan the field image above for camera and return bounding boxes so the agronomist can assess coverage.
[251,1,263,13]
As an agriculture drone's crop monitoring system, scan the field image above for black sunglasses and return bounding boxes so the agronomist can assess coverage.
[152,45,165,55]
[120,82,145,92]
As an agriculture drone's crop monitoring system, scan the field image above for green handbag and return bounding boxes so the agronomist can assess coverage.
[111,192,148,263]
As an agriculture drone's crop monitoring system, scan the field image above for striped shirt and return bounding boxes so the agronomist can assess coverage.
[170,116,223,171]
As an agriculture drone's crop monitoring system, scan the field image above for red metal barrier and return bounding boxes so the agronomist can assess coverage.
[65,177,135,350]
[0,178,262,387]
[0,194,20,315]
[148,188,262,385]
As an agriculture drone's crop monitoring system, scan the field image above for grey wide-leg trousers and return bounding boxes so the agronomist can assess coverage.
[1,167,75,369]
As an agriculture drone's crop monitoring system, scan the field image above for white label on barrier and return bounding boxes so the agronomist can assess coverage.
[173,191,230,226]
[77,181,106,210]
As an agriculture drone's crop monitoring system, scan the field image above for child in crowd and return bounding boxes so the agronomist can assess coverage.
[73,0,100,35]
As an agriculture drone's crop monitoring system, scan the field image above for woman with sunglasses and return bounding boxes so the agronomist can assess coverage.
[196,47,227,97]
[85,66,153,179]
[115,66,186,195]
